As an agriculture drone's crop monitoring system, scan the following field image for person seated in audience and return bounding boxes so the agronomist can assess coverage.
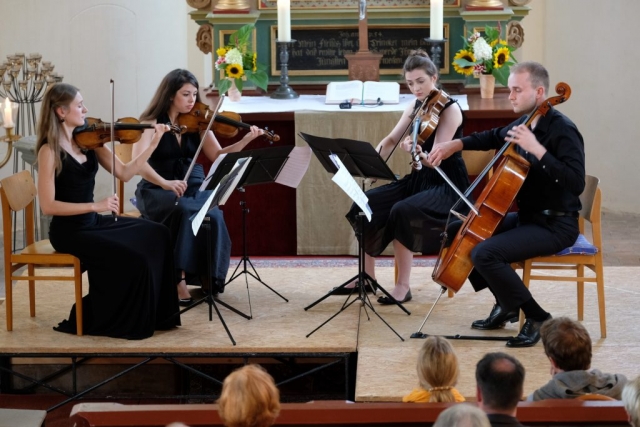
[476,352,526,427]
[403,336,465,402]
[527,317,627,401]
[434,403,491,427]
[218,364,280,427]
[623,376,640,427]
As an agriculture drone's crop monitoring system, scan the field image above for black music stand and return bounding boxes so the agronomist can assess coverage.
[202,146,291,319]
[298,132,410,341]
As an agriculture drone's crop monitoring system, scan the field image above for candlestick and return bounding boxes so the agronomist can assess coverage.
[277,0,291,42]
[3,98,15,128]
[430,0,444,40]
[271,40,299,99]
[424,38,447,71]
[0,126,21,169]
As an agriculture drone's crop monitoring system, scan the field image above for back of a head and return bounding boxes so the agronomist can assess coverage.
[433,403,491,427]
[218,364,281,427]
[622,376,640,427]
[417,336,460,402]
[541,317,592,371]
[476,352,524,412]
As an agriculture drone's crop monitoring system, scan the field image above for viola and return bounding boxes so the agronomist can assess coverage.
[73,117,183,150]
[414,88,451,144]
[431,82,572,293]
[176,101,280,143]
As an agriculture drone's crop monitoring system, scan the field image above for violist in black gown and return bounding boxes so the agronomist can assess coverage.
[36,83,180,340]
[343,50,469,305]
[132,69,264,305]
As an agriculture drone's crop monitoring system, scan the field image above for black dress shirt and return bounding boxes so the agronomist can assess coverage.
[460,107,585,214]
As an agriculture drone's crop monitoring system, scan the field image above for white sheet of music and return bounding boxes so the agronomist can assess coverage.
[275,146,312,189]
[191,157,252,235]
[199,153,227,192]
[329,154,372,221]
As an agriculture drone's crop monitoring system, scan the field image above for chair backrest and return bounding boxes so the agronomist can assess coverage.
[0,170,37,253]
[115,144,134,214]
[462,150,495,176]
[579,175,600,222]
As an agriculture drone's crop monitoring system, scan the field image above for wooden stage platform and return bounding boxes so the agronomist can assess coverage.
[0,265,638,404]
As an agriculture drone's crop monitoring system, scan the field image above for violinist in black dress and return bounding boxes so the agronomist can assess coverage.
[36,83,180,340]
[429,62,585,347]
[132,69,263,304]
[343,50,469,304]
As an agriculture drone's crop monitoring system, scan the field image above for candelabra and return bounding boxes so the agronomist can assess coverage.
[270,40,299,100]
[0,52,63,137]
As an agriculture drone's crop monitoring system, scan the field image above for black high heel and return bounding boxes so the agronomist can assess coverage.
[178,276,193,306]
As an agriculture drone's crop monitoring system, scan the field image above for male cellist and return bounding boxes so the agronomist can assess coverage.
[428,61,585,347]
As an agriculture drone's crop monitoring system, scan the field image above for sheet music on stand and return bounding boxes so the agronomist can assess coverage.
[191,157,252,235]
[329,154,372,221]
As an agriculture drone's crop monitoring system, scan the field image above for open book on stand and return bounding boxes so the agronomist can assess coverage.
[325,80,400,105]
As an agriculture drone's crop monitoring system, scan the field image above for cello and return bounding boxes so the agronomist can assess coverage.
[432,82,572,293]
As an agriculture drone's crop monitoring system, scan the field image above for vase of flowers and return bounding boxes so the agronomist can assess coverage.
[452,24,517,98]
[215,24,268,100]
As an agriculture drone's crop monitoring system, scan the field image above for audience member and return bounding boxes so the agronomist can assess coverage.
[403,336,465,403]
[623,376,640,427]
[528,317,627,401]
[434,403,491,427]
[476,352,525,427]
[218,364,280,427]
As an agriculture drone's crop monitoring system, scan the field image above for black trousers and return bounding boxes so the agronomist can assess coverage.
[467,212,579,312]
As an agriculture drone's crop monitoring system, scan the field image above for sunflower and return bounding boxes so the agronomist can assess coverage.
[251,52,257,72]
[216,47,228,57]
[493,47,510,69]
[226,63,244,79]
[452,49,476,76]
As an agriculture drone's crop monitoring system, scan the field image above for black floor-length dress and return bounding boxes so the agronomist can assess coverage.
[49,149,180,340]
[346,99,470,257]
[135,114,231,292]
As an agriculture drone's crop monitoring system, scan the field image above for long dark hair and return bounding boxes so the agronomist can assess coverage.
[36,83,80,175]
[140,69,201,121]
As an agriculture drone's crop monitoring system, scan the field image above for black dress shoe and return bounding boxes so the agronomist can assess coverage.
[331,283,374,295]
[471,304,519,330]
[179,297,194,307]
[378,290,412,305]
[506,315,552,348]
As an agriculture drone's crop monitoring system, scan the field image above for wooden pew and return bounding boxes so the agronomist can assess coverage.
[70,399,630,427]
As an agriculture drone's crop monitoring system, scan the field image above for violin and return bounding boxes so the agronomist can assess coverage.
[177,101,280,143]
[73,117,183,150]
[413,88,451,144]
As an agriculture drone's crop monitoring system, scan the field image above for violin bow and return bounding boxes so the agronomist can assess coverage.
[110,79,117,221]
[182,94,225,183]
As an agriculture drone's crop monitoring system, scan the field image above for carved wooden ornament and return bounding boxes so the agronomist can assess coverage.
[506,21,524,49]
[196,24,213,54]
[186,0,212,10]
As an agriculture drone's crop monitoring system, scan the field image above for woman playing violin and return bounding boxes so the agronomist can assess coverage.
[341,50,469,304]
[429,62,585,347]
[132,69,263,304]
[36,83,180,339]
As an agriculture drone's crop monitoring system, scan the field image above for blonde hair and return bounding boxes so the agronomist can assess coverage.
[623,376,640,427]
[433,403,491,427]
[417,336,460,402]
[36,83,79,175]
[218,364,280,427]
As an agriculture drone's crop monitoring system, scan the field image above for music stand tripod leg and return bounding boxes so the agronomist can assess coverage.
[224,190,288,303]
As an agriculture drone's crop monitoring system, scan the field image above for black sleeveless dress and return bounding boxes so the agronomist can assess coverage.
[48,149,180,340]
[346,99,469,256]
[135,114,231,291]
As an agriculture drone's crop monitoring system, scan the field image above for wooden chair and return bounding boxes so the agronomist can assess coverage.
[114,143,141,218]
[514,175,605,337]
[1,170,84,334]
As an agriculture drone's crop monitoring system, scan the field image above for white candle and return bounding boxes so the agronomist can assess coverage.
[277,0,291,42]
[3,98,14,129]
[430,0,443,40]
